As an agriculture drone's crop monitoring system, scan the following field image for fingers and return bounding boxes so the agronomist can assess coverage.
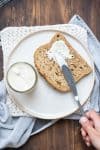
[85,110,100,131]
[79,116,96,139]
[81,128,91,146]
[85,110,100,122]
[80,111,100,149]
[81,128,86,137]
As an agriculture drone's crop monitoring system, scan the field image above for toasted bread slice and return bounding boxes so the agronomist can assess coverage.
[34,32,92,92]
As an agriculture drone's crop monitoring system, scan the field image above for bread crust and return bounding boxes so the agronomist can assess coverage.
[34,32,92,92]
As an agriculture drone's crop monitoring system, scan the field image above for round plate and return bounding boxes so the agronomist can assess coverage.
[5,29,94,119]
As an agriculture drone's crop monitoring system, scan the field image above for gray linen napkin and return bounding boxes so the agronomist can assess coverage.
[0,15,100,149]
[66,15,100,119]
[0,0,11,7]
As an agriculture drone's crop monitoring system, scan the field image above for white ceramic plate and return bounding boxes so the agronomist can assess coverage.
[6,29,94,119]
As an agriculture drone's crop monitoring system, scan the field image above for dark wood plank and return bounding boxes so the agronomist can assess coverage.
[0,0,100,150]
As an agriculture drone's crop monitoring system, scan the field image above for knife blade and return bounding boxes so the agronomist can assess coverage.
[62,64,84,115]
[48,50,84,115]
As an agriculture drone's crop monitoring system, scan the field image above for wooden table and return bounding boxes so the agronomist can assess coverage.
[0,0,100,149]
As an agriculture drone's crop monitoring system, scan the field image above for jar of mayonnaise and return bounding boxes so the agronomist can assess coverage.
[6,62,38,93]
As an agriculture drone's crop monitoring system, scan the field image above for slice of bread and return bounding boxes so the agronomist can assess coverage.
[34,32,92,92]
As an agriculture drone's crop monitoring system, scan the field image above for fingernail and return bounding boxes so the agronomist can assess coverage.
[79,117,88,124]
[86,142,91,147]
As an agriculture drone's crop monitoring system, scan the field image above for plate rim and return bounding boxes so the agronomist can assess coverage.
[5,29,95,119]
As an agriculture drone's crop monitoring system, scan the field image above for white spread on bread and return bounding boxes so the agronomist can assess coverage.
[47,40,72,67]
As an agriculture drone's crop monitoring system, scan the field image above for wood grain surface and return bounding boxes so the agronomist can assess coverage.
[0,0,100,150]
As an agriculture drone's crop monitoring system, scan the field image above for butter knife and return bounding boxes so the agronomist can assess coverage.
[54,53,84,115]
[62,65,84,115]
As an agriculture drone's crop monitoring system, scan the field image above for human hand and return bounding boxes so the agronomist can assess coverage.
[79,110,100,150]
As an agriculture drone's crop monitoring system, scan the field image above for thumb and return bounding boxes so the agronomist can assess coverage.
[80,117,96,139]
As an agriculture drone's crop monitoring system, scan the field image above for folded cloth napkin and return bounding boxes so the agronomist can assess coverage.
[0,15,100,149]
[0,0,11,7]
